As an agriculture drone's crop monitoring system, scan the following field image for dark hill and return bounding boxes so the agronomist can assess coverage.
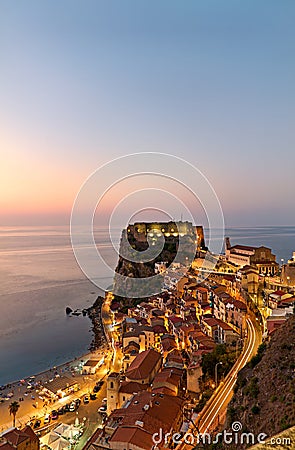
[225,315,295,447]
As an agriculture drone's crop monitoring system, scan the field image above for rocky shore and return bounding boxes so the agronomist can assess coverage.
[65,295,107,352]
[86,295,107,351]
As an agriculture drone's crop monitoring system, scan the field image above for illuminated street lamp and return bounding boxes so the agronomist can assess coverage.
[215,362,223,387]
[287,276,290,292]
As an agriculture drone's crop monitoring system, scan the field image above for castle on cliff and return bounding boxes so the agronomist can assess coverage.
[126,221,205,251]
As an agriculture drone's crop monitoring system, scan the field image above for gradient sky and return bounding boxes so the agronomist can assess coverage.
[1,1,295,227]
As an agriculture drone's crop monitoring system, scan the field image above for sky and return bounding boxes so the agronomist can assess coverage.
[1,0,295,227]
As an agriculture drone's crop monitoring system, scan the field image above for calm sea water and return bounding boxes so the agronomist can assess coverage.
[0,225,294,385]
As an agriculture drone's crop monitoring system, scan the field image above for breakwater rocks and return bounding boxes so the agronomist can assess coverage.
[65,296,107,352]
[65,306,88,316]
[87,295,107,351]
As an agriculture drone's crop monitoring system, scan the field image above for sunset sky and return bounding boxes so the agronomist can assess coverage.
[1,1,295,226]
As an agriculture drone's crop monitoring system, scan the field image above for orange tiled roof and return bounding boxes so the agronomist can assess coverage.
[125,349,161,380]
[118,381,148,394]
[2,427,38,446]
[109,426,153,450]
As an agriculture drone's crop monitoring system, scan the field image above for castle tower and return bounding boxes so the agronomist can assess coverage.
[106,372,120,415]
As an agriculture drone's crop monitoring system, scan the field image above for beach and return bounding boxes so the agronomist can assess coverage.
[0,294,111,431]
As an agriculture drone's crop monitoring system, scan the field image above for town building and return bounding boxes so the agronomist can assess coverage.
[124,349,162,385]
[281,251,295,287]
[239,265,259,294]
[225,238,279,275]
[93,391,184,450]
[211,286,247,334]
[41,376,80,400]
[82,358,104,375]
[0,427,39,450]
[122,325,155,352]
[201,317,238,344]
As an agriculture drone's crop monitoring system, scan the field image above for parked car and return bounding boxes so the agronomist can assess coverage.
[98,405,107,413]
[51,410,58,420]
[69,402,76,412]
[44,414,51,424]
[33,420,41,429]
[74,398,81,407]
[57,407,65,415]
[64,403,70,412]
[93,385,100,393]
[83,395,89,404]
[102,398,107,403]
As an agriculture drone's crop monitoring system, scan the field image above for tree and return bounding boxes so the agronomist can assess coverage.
[9,401,20,427]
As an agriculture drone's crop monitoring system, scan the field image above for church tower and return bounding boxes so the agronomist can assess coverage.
[106,372,120,415]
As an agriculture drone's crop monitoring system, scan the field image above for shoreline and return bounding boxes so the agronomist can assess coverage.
[0,295,107,391]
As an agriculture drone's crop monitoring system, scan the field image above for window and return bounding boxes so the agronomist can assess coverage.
[110,381,114,389]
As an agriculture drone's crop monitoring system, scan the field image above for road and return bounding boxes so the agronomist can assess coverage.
[101,294,123,373]
[178,313,261,449]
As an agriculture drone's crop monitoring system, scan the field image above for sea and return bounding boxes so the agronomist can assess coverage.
[0,225,295,386]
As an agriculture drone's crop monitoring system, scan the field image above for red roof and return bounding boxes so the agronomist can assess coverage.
[272,290,286,297]
[152,325,167,334]
[203,317,234,331]
[125,349,162,380]
[222,274,236,281]
[196,286,209,292]
[118,381,148,394]
[0,443,14,450]
[166,349,183,362]
[151,386,176,396]
[110,426,153,450]
[231,244,257,251]
[278,296,295,305]
[161,337,177,352]
[2,427,38,446]
[168,315,183,324]
[231,299,247,310]
[119,391,183,432]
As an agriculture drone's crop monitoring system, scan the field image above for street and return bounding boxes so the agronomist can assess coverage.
[177,313,262,449]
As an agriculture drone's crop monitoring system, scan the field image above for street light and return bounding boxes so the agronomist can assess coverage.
[287,276,290,292]
[215,362,223,387]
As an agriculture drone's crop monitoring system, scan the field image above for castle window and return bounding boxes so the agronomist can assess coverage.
[110,381,114,389]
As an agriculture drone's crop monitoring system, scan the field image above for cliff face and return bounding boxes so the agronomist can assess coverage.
[226,315,295,445]
[112,222,201,299]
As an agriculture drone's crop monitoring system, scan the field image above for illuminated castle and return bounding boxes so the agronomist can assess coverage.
[126,221,205,250]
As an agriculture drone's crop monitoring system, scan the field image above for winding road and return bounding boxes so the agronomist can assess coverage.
[178,313,261,449]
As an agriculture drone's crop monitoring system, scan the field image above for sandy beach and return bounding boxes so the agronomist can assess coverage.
[0,295,111,432]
